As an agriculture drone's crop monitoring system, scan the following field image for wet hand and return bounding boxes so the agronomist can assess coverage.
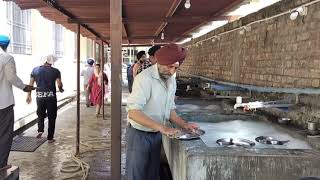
[183,122,199,133]
[160,126,180,138]
[26,96,32,104]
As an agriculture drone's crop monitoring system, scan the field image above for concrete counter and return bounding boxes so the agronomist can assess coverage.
[163,98,320,180]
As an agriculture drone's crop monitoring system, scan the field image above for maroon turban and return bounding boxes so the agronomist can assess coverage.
[155,43,187,65]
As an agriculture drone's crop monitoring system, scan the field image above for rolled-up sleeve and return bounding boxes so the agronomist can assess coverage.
[4,57,26,90]
[126,75,151,111]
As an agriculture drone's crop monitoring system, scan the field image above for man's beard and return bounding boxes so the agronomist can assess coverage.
[159,72,172,80]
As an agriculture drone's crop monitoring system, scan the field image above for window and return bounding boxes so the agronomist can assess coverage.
[86,39,93,58]
[6,2,32,54]
[53,24,64,58]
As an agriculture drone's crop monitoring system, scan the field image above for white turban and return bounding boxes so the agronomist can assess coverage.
[40,54,57,65]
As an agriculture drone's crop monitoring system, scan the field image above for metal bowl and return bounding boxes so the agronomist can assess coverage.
[255,136,289,145]
[175,129,205,140]
[216,138,255,147]
[278,118,291,124]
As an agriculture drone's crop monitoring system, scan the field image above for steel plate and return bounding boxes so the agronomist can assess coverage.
[255,136,289,145]
[216,138,255,147]
[175,129,205,140]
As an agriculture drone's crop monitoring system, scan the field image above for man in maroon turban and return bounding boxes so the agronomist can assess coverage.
[155,43,187,80]
[126,43,199,180]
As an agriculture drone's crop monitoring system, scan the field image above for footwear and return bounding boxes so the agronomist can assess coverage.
[0,165,12,171]
[95,113,100,118]
[48,139,56,143]
[36,132,43,138]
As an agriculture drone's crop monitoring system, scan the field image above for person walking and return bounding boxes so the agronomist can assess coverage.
[26,55,63,143]
[0,35,34,171]
[87,63,108,117]
[81,58,95,107]
[137,45,161,74]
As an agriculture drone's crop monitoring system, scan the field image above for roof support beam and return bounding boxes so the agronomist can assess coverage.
[176,0,244,42]
[67,16,235,24]
[98,35,191,41]
[154,0,182,42]
[41,0,102,39]
[110,0,122,179]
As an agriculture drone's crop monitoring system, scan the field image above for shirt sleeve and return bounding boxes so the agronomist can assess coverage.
[170,78,177,110]
[56,69,61,79]
[30,69,35,78]
[126,75,151,111]
[4,57,26,90]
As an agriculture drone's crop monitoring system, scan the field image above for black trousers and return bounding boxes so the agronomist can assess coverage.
[0,105,14,168]
[126,126,162,180]
[128,78,133,93]
[36,98,57,140]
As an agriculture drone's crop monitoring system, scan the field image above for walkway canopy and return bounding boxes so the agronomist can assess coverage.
[6,0,247,179]
[8,0,244,46]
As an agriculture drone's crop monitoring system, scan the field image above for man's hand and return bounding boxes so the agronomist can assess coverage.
[58,86,64,93]
[23,85,35,92]
[160,126,180,138]
[26,95,32,104]
[182,122,199,133]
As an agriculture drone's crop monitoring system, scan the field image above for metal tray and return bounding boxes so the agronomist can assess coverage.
[175,129,205,140]
[216,138,255,147]
[255,136,289,145]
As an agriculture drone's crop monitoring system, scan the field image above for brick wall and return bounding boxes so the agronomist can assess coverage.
[180,0,320,88]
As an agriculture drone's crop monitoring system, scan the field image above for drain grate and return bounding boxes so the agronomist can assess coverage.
[11,136,47,152]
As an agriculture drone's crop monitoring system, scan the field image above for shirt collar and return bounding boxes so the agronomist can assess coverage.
[151,64,161,80]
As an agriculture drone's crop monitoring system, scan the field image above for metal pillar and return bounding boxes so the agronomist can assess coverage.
[100,40,105,119]
[76,23,81,155]
[110,0,122,179]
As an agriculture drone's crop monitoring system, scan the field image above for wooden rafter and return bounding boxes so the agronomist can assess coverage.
[67,16,234,24]
[154,0,182,42]
[175,0,244,42]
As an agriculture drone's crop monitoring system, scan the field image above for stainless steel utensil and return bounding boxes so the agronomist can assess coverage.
[216,138,255,147]
[255,136,289,145]
[173,129,206,140]
[278,118,291,125]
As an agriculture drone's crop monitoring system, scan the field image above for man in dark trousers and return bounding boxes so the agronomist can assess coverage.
[0,35,34,171]
[26,55,63,143]
[126,43,199,180]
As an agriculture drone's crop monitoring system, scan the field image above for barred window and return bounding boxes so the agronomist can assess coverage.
[6,2,32,55]
[53,24,64,58]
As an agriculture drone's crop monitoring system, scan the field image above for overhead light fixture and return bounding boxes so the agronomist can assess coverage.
[290,6,308,20]
[161,32,164,40]
[184,0,191,9]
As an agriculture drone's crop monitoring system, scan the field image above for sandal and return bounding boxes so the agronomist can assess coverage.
[0,165,12,171]
[48,139,56,143]
[36,132,43,138]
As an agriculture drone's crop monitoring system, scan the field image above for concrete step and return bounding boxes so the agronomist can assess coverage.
[0,166,19,180]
